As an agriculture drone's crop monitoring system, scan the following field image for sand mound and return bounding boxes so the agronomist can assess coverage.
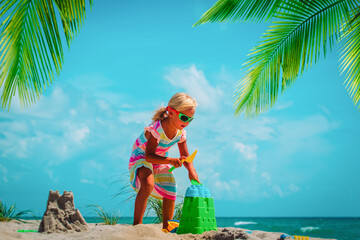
[198,228,247,239]
[0,221,336,240]
[38,190,88,233]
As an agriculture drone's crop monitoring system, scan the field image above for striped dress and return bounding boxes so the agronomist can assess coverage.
[129,120,186,200]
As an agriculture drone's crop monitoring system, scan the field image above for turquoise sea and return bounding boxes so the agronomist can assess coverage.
[83,217,359,240]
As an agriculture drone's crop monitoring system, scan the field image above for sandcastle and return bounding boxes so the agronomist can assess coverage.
[38,190,88,233]
[177,183,218,234]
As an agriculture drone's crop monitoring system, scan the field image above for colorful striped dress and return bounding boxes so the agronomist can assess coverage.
[129,120,186,200]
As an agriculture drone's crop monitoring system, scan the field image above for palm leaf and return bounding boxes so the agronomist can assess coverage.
[339,7,360,110]
[234,0,357,118]
[53,0,93,48]
[0,0,92,110]
[194,0,283,26]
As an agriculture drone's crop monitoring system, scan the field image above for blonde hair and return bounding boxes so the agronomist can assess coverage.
[152,93,197,122]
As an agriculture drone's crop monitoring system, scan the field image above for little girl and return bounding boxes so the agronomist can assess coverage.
[128,92,199,231]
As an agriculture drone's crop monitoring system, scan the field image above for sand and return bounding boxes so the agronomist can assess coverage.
[0,220,336,240]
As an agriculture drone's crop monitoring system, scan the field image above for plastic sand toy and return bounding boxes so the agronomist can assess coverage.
[167,219,179,232]
[17,230,38,233]
[169,150,197,172]
[294,236,309,240]
[176,181,217,234]
[279,234,294,239]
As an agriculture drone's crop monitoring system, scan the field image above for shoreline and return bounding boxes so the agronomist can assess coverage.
[0,220,336,240]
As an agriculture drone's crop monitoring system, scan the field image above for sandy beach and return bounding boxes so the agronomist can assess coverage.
[0,220,336,240]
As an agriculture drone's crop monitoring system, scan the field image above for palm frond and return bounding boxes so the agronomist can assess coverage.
[0,0,92,110]
[234,0,357,118]
[53,0,93,48]
[194,0,283,27]
[339,6,360,110]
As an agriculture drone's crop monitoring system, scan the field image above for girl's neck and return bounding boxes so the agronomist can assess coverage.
[161,118,178,140]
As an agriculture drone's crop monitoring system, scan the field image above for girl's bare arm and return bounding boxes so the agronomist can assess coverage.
[145,133,182,167]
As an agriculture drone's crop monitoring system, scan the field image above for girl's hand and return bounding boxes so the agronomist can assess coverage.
[169,157,184,168]
[188,169,200,184]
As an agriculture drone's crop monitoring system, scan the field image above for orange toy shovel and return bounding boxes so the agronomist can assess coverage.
[168,150,197,173]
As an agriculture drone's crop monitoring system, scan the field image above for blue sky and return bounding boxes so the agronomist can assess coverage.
[1,0,359,218]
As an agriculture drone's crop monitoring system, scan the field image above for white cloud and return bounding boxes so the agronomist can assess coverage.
[272,185,284,197]
[288,184,300,192]
[70,126,90,144]
[118,110,151,125]
[0,132,28,159]
[80,160,104,182]
[274,101,293,110]
[0,164,8,182]
[241,117,276,141]
[208,171,242,200]
[70,109,77,116]
[234,142,258,173]
[261,173,301,197]
[47,169,53,180]
[164,64,223,111]
[234,142,258,161]
[81,179,95,184]
[44,168,59,183]
[9,87,69,119]
[261,172,271,185]
[96,99,111,112]
[277,114,332,139]
[318,105,331,115]
[274,114,336,157]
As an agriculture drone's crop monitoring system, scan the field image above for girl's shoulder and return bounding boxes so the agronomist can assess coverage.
[144,120,161,130]
[143,120,162,141]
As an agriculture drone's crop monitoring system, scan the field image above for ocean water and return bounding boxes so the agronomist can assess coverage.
[84,217,360,240]
[214,218,360,240]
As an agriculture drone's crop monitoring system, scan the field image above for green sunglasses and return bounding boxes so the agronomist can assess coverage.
[166,106,194,123]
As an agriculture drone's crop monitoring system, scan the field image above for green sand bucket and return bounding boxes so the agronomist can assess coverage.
[176,182,217,234]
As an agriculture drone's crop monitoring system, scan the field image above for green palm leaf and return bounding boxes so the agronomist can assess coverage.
[0,0,92,110]
[339,7,360,110]
[234,0,358,118]
[194,0,283,26]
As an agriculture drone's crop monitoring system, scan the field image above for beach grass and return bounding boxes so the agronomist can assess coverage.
[88,205,120,225]
[0,200,31,222]
[112,174,184,223]
[146,196,183,223]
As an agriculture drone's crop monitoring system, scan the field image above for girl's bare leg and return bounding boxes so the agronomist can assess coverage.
[162,197,175,230]
[133,167,154,225]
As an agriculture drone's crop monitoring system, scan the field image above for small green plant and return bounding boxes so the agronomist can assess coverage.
[146,196,184,223]
[146,197,163,223]
[113,173,184,223]
[0,200,31,222]
[173,196,183,220]
[89,205,120,225]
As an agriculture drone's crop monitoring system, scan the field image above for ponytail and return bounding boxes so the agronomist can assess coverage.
[152,107,167,122]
